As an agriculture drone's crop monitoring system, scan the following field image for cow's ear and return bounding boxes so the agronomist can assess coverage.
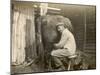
[42,18,47,23]
[41,17,47,25]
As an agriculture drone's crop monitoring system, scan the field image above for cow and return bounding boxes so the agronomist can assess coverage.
[36,15,73,70]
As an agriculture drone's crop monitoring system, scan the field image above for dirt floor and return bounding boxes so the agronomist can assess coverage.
[11,63,42,74]
[11,53,96,74]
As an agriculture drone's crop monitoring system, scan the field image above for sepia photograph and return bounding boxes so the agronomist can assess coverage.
[11,0,96,74]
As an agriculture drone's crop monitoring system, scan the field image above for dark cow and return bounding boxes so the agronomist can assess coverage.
[36,15,73,70]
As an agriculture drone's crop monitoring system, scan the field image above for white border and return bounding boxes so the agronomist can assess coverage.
[0,0,100,75]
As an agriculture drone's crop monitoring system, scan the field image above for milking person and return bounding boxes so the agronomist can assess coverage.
[51,22,76,70]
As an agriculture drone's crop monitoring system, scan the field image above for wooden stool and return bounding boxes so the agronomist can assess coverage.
[67,54,77,70]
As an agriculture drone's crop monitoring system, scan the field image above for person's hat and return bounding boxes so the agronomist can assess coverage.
[56,22,64,27]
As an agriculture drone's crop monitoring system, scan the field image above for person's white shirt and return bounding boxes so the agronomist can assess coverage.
[56,28,76,55]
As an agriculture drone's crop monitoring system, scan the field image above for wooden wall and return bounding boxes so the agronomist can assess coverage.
[12,2,36,65]
[84,6,96,68]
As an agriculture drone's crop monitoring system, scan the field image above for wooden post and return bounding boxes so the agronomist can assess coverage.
[36,17,45,71]
[40,3,48,16]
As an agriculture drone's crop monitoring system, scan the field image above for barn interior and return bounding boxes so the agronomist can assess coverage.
[11,1,96,74]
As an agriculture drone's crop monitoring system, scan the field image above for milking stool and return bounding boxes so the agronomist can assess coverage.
[67,54,77,70]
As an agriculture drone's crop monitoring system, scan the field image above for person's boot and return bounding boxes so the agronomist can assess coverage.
[52,56,65,71]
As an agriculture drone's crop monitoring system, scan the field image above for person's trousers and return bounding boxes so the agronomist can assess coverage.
[51,49,73,70]
[51,56,65,70]
[51,49,72,57]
